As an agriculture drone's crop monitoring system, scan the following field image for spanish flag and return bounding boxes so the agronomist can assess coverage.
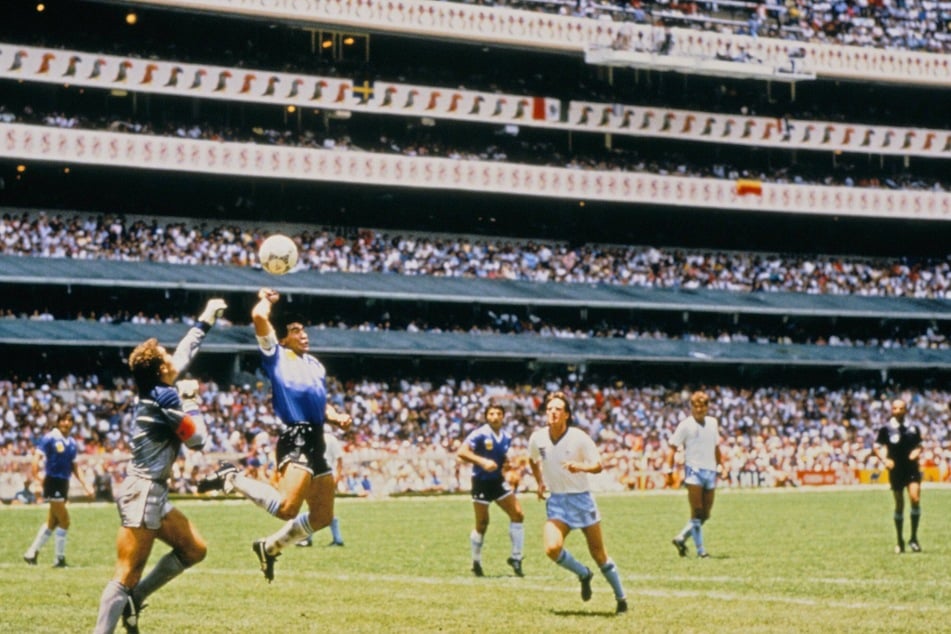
[736,179,763,196]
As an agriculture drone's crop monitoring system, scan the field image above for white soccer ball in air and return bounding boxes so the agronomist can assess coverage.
[258,234,299,275]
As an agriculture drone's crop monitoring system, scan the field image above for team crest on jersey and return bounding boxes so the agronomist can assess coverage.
[538,448,547,459]
[55,441,65,453]
[890,434,900,444]
[485,439,494,451]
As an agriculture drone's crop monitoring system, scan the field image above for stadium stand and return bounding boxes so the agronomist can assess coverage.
[0,0,948,496]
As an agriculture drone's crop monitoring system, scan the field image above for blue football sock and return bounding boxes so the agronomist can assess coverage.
[555,549,591,579]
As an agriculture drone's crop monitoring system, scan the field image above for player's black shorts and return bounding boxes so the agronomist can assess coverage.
[471,477,512,503]
[276,424,330,476]
[889,469,922,491]
[43,476,70,502]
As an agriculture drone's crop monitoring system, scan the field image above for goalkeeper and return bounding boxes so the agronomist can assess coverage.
[94,298,227,634]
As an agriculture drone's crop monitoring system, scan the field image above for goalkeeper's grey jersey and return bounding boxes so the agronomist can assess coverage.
[127,395,187,482]
[127,324,207,482]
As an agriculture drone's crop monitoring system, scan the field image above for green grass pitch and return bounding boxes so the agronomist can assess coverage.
[2,487,949,633]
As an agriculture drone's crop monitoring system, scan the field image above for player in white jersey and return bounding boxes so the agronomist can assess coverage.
[528,391,628,615]
[94,298,227,634]
[666,390,723,559]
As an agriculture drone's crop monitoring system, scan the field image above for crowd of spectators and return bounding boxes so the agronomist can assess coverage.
[1,372,948,502]
[482,0,951,54]
[2,211,951,299]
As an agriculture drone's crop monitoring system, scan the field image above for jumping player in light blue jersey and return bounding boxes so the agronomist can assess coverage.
[457,404,525,577]
[23,412,93,568]
[94,298,227,634]
[199,288,351,582]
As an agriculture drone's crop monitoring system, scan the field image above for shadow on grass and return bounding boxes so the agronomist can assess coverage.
[551,609,619,618]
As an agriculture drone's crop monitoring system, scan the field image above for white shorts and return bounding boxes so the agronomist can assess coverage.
[546,492,601,529]
[115,476,174,530]
[684,465,717,490]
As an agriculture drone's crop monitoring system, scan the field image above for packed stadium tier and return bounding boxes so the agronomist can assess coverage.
[0,372,948,499]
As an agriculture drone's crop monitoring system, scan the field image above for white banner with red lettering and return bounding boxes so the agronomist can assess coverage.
[4,123,949,220]
[567,101,950,158]
[2,44,947,159]
[118,0,951,86]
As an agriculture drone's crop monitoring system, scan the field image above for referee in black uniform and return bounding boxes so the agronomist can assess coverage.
[874,399,923,554]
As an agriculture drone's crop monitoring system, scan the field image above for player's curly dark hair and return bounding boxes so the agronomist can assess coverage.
[129,337,166,392]
[272,307,308,340]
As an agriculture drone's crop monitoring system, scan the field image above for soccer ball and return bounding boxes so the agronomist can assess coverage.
[258,234,299,275]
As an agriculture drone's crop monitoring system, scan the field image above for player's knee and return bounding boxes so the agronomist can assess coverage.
[544,544,562,561]
[182,541,208,567]
[476,518,489,532]
[275,499,304,520]
[511,510,525,523]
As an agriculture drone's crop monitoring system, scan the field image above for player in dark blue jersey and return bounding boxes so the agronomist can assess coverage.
[457,405,525,577]
[94,298,225,634]
[874,399,924,554]
[22,412,93,567]
[199,288,351,582]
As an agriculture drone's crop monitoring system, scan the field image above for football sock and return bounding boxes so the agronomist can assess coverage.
[893,512,904,543]
[600,559,626,601]
[555,549,590,579]
[134,551,186,602]
[677,521,693,542]
[470,529,484,562]
[230,474,284,517]
[267,513,314,555]
[26,525,52,557]
[690,518,705,553]
[93,580,131,634]
[330,517,343,543]
[509,522,524,560]
[54,527,68,560]
[910,507,921,540]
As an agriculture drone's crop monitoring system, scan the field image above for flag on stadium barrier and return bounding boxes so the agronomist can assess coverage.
[736,179,763,196]
[532,97,561,122]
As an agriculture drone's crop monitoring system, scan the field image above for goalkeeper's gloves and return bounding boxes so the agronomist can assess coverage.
[176,379,201,414]
[175,379,207,449]
[198,298,228,327]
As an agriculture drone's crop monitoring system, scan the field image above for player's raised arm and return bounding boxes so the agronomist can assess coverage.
[252,288,279,340]
[170,298,228,375]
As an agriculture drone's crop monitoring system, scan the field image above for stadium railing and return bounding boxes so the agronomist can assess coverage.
[114,0,951,86]
[0,257,951,370]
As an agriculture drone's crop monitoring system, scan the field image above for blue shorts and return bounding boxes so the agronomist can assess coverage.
[684,465,717,490]
[546,492,601,529]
